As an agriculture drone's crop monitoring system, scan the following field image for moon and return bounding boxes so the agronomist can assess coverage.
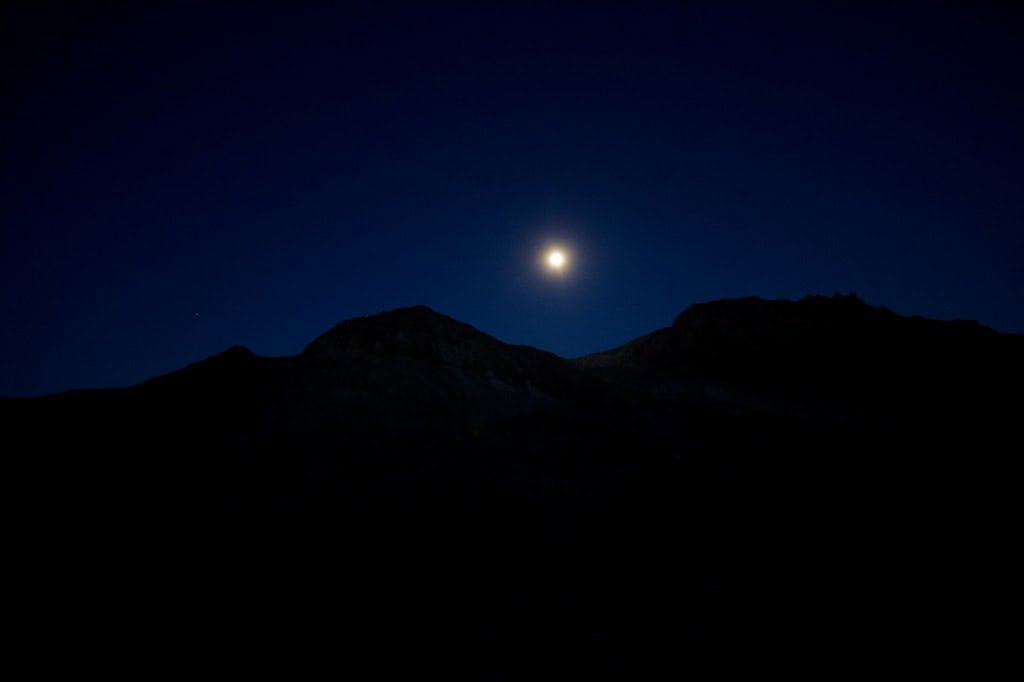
[547,249,566,270]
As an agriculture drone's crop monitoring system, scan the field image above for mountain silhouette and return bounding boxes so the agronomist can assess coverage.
[579,294,1016,416]
[5,296,1020,672]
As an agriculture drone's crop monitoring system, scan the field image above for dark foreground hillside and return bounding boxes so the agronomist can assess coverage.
[5,296,1021,675]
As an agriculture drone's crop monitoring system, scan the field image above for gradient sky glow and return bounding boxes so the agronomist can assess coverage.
[2,1,1022,396]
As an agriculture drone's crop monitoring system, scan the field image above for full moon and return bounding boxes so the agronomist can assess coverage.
[547,250,566,269]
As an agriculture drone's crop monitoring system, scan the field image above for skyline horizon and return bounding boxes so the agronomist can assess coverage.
[5,289,1013,398]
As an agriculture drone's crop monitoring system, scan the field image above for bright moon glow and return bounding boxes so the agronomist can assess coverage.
[547,250,566,269]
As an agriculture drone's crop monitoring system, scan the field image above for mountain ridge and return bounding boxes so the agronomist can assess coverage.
[12,296,1013,401]
[4,293,1019,666]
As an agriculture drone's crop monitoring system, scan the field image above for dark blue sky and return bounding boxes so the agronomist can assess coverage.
[3,1,1022,396]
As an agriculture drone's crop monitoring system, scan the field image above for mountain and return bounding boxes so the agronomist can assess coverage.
[5,297,1020,673]
[578,293,1014,415]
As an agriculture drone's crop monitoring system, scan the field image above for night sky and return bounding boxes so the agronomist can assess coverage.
[3,1,1022,396]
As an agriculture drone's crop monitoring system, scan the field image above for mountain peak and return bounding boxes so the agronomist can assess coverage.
[301,305,505,365]
[671,293,888,330]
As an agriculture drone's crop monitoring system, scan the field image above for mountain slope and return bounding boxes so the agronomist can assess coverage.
[4,297,1020,670]
[578,293,1020,419]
